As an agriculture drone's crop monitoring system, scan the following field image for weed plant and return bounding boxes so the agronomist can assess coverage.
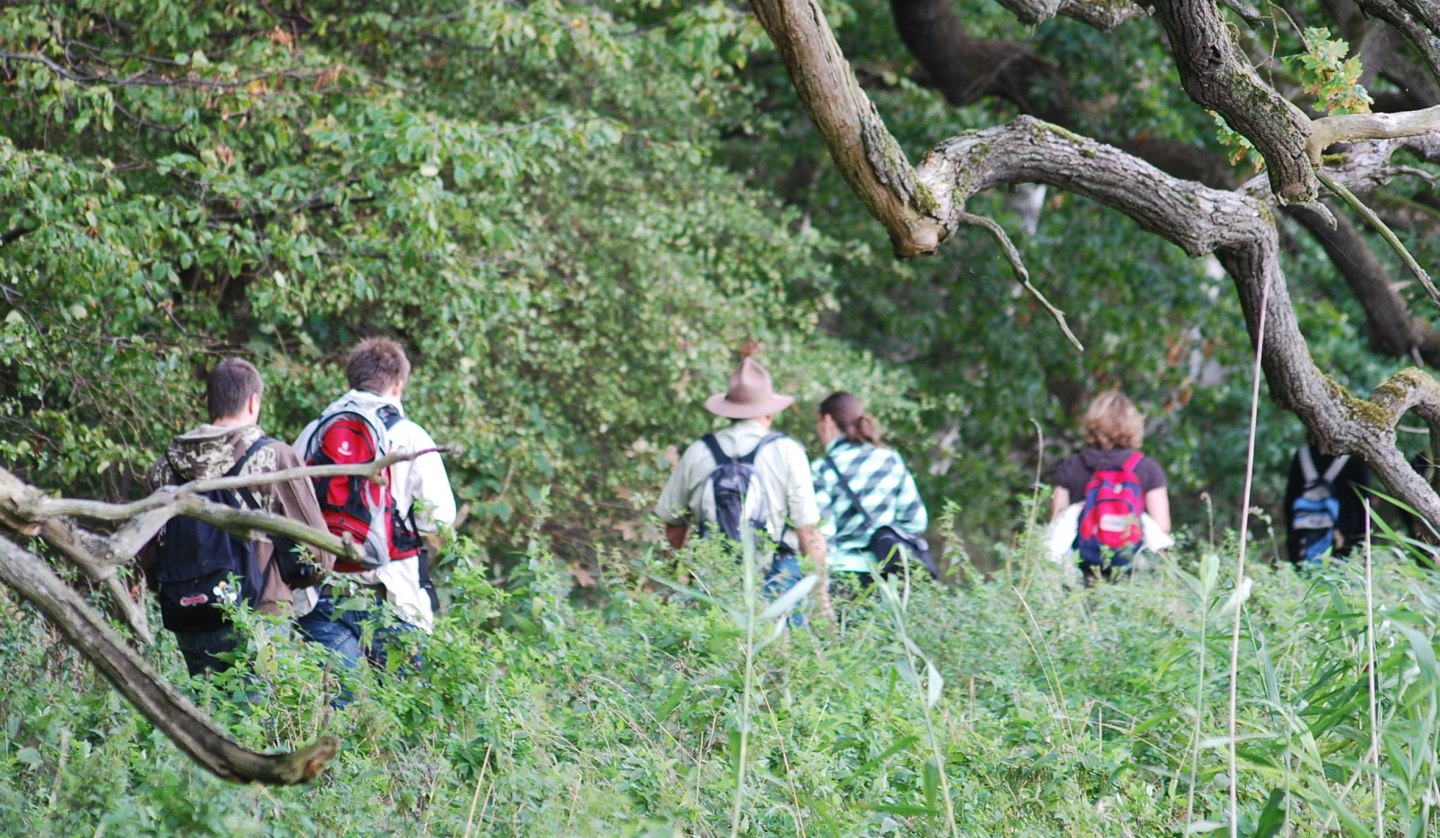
[3,521,1440,835]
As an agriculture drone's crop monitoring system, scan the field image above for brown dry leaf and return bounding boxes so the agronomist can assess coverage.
[568,562,598,588]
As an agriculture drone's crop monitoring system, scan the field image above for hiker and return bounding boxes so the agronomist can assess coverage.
[294,338,457,671]
[811,392,933,589]
[655,356,829,619]
[143,358,334,677]
[1049,390,1171,583]
[1283,439,1370,566]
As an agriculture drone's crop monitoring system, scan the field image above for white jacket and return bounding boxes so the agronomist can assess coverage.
[293,390,457,632]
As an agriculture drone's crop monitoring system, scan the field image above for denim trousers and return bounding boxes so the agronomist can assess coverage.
[762,551,805,627]
[297,589,421,673]
[174,626,238,677]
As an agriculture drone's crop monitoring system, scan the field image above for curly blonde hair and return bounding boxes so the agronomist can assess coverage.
[1082,390,1144,450]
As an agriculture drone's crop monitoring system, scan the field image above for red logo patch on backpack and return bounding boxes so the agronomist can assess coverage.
[305,406,421,573]
[1074,451,1145,569]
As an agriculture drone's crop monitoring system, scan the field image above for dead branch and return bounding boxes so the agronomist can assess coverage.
[0,531,338,784]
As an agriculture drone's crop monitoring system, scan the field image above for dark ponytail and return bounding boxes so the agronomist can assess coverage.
[819,391,883,446]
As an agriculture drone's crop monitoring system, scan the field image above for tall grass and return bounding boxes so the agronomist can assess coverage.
[2,517,1440,834]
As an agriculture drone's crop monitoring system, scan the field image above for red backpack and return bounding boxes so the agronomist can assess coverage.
[1074,451,1146,569]
[304,401,422,573]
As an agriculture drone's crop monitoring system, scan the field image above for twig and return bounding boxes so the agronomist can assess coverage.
[956,211,1084,352]
[20,447,442,522]
[1317,169,1439,307]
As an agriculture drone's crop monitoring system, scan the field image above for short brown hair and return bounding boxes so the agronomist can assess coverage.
[346,337,411,393]
[1082,389,1144,450]
[206,358,263,421]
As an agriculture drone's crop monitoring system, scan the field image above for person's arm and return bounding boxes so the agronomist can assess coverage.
[1050,488,1071,520]
[797,523,831,619]
[785,441,830,617]
[656,443,698,550]
[1144,488,1171,534]
[405,424,458,531]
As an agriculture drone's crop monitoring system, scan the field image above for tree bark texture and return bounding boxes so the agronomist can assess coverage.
[750,0,946,256]
[1145,0,1318,203]
[0,531,338,784]
[747,0,1440,528]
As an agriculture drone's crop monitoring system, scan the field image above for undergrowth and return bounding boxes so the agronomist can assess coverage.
[3,520,1440,836]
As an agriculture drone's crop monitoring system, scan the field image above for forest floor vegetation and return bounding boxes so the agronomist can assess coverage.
[3,513,1439,836]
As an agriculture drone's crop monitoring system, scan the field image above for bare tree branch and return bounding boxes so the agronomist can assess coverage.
[746,0,1440,529]
[750,0,945,256]
[0,531,338,784]
[954,210,1084,351]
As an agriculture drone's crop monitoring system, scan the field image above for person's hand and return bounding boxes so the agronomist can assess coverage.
[816,586,835,622]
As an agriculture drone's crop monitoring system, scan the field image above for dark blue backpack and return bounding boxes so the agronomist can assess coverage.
[697,432,783,547]
[155,436,272,633]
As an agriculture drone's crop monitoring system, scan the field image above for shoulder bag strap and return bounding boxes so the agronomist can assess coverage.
[823,455,878,531]
[1121,450,1144,473]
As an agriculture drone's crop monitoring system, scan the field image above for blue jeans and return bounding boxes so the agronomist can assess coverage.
[174,626,238,677]
[763,552,805,627]
[297,590,421,673]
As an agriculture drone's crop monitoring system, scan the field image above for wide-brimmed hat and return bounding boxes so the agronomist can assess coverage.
[705,358,795,419]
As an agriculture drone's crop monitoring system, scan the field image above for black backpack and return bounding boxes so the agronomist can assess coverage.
[155,436,272,633]
[697,432,783,547]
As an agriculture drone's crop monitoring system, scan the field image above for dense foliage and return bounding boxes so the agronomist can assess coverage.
[4,0,1428,566]
[5,0,1440,833]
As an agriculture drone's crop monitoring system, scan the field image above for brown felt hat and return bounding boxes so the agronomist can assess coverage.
[705,358,795,419]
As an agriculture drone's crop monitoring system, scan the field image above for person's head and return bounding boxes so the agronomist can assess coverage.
[206,358,263,425]
[705,357,794,421]
[817,391,882,447]
[346,337,411,398]
[1081,389,1144,450]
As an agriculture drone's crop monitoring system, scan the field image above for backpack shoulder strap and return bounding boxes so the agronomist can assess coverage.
[700,433,731,467]
[376,404,404,430]
[1298,445,1319,482]
[1321,453,1351,484]
[1120,451,1144,474]
[824,455,878,530]
[740,431,785,465]
[226,435,273,510]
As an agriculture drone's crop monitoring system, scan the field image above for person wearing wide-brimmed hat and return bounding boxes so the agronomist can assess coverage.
[655,356,828,616]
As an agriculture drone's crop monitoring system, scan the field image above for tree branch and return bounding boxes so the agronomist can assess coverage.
[0,531,338,784]
[750,0,945,256]
[747,0,1440,530]
[1147,0,1318,203]
[1289,203,1440,365]
[1311,106,1440,163]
